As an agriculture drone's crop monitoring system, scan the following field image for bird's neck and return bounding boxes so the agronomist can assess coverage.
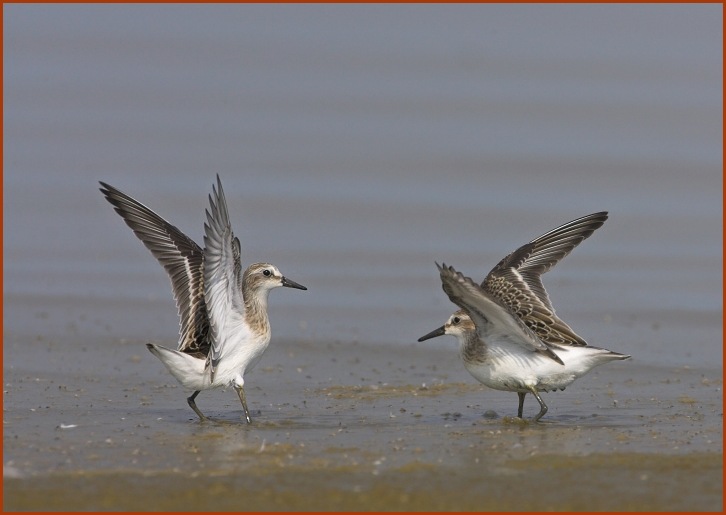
[459,333,488,363]
[242,284,271,336]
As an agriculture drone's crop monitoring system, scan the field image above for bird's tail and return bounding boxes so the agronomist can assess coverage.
[146,343,207,390]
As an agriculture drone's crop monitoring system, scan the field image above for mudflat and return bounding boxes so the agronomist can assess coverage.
[4,315,722,511]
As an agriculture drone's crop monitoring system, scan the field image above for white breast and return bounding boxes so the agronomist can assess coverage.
[208,316,271,388]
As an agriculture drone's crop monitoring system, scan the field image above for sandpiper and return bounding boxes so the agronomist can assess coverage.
[99,176,307,422]
[418,212,630,421]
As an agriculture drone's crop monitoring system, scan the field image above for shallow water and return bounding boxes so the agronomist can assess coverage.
[3,331,723,510]
[3,4,723,511]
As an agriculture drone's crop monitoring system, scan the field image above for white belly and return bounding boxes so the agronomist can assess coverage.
[462,343,611,393]
[209,332,270,388]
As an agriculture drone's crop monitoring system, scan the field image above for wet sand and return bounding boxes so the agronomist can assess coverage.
[4,298,722,511]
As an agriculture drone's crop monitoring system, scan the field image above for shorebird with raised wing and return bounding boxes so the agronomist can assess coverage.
[100,176,307,422]
[418,212,629,421]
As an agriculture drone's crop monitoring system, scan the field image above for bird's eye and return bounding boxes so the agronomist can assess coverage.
[263,269,272,277]
[453,317,460,324]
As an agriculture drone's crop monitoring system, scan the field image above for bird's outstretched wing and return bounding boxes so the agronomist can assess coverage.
[482,212,608,347]
[99,182,210,357]
[202,175,248,380]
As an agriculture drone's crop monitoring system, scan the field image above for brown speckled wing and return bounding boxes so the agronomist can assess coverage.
[482,212,608,347]
[99,182,211,357]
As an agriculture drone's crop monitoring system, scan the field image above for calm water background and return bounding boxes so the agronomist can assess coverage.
[4,4,722,367]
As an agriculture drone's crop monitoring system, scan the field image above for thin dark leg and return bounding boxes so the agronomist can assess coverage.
[187,390,207,421]
[234,385,252,424]
[517,392,527,418]
[527,386,548,422]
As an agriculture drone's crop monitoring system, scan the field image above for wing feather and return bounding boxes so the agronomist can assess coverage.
[202,175,246,380]
[99,182,210,356]
[482,212,608,347]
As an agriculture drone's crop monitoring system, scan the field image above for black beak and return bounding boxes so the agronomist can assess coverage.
[281,276,307,290]
[417,325,446,342]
